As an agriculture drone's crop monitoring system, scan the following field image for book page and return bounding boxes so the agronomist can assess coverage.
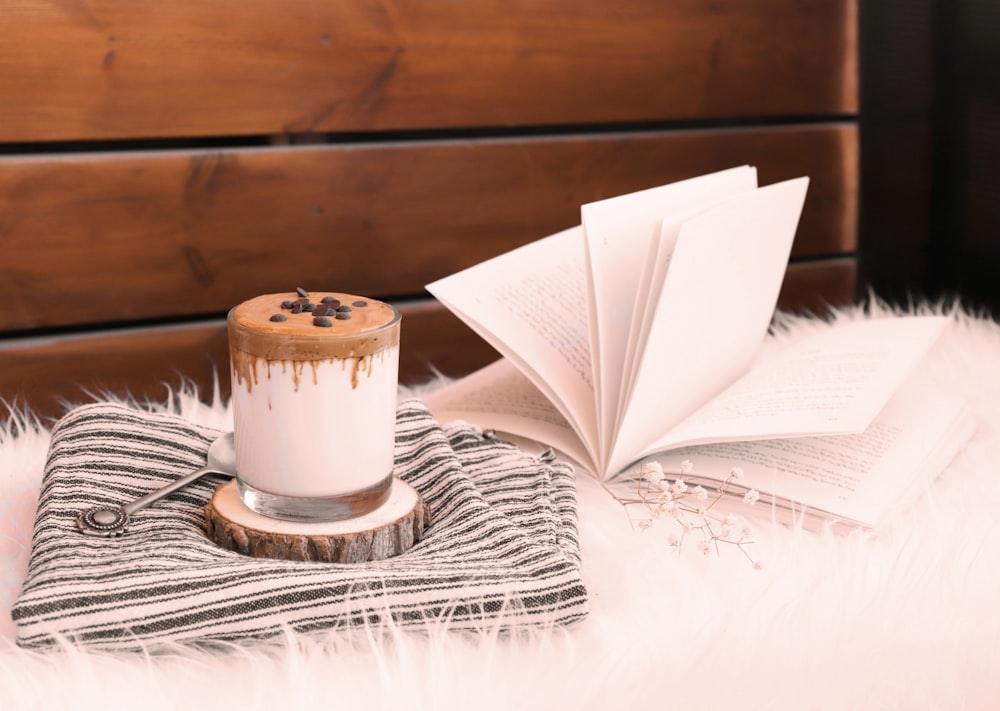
[608,177,809,476]
[581,167,758,464]
[643,378,973,529]
[425,227,598,451]
[641,316,949,455]
[422,359,595,472]
[616,212,713,426]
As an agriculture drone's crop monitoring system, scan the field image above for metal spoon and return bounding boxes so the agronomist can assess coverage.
[76,432,236,537]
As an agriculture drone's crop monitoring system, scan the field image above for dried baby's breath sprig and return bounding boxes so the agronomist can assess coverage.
[611,459,762,569]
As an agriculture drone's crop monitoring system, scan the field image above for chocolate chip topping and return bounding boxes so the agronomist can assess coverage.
[232,289,391,339]
[229,291,399,364]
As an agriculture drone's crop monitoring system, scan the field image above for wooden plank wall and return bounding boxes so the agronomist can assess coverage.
[0,0,858,420]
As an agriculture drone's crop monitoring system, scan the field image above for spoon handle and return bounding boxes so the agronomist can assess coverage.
[122,467,228,515]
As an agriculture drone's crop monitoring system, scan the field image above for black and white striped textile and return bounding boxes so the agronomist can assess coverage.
[12,400,587,650]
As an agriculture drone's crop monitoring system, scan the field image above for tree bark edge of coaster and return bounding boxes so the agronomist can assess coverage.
[203,478,431,563]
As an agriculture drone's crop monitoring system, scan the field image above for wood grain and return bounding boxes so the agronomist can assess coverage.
[0,124,856,331]
[204,478,430,564]
[778,258,858,315]
[0,260,856,421]
[0,0,857,142]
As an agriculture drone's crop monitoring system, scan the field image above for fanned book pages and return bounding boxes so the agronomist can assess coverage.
[424,167,974,530]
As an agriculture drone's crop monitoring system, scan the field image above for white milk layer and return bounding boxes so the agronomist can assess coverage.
[231,345,399,498]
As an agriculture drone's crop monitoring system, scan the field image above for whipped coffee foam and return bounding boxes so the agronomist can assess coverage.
[229,291,400,500]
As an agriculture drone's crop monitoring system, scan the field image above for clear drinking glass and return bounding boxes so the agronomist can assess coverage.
[227,291,401,522]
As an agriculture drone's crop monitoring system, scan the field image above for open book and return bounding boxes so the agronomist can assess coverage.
[424,167,974,529]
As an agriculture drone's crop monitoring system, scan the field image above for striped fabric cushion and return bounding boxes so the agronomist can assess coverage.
[12,400,587,650]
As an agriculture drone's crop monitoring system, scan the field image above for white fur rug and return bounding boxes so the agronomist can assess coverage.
[3,302,1000,709]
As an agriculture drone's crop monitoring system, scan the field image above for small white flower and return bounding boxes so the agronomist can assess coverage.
[730,466,745,480]
[679,459,694,475]
[699,540,713,556]
[692,485,708,501]
[743,488,760,505]
[641,461,665,485]
[669,478,688,496]
[637,518,654,530]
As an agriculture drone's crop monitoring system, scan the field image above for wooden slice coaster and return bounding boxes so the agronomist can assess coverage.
[203,478,430,564]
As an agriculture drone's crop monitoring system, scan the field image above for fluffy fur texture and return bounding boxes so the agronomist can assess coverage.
[2,301,1000,709]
